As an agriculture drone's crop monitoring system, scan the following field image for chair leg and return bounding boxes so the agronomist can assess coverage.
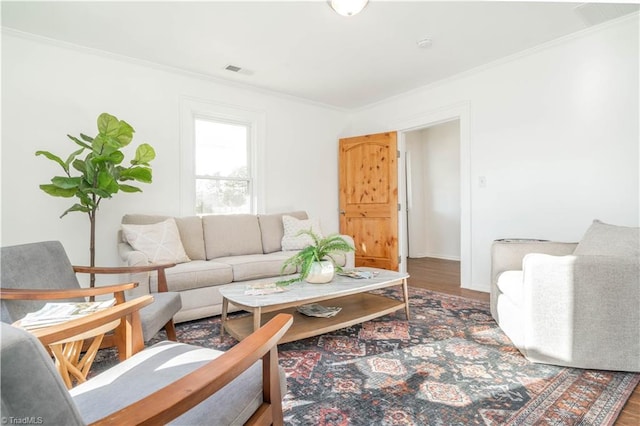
[164,320,178,341]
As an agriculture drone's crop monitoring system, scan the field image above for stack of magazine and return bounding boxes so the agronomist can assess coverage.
[18,299,117,330]
[337,269,379,279]
[297,303,342,318]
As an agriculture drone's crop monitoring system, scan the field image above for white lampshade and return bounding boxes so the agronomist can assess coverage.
[329,0,369,17]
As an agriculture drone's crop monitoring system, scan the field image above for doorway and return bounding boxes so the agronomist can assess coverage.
[405,120,461,264]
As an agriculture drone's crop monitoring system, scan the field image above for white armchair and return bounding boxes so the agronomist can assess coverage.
[491,220,639,372]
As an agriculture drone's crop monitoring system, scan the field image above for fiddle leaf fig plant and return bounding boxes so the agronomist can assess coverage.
[36,112,156,288]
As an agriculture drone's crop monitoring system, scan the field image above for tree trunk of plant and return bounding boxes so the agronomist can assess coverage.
[89,206,96,301]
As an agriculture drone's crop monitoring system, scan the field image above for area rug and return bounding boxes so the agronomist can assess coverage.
[92,287,639,425]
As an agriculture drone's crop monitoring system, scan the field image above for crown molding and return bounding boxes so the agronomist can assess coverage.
[1,27,348,113]
[354,11,639,113]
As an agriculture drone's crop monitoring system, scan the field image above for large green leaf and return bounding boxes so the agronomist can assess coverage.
[92,134,121,158]
[107,150,125,165]
[51,176,82,189]
[132,143,155,165]
[97,170,120,195]
[67,135,92,149]
[118,184,142,193]
[97,113,120,137]
[39,184,76,198]
[97,113,134,147]
[60,203,91,218]
[36,151,68,173]
[120,166,152,183]
[64,147,85,168]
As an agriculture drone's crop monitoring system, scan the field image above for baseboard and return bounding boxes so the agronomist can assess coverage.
[408,253,461,262]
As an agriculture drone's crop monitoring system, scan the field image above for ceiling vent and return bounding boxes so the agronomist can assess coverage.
[224,64,254,76]
[225,64,242,72]
[574,2,639,26]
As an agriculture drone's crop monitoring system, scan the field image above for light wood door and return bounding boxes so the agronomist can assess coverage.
[339,132,399,270]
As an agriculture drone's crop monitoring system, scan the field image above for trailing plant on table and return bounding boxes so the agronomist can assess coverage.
[277,230,354,286]
[36,112,156,289]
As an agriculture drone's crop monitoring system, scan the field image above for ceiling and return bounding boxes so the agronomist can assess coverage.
[2,1,638,109]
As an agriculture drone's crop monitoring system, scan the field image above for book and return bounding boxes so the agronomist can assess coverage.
[244,282,286,296]
[337,269,379,279]
[297,303,342,318]
[18,299,117,330]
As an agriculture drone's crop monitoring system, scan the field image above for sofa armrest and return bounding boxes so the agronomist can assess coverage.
[522,253,640,369]
[117,242,152,299]
[491,240,578,287]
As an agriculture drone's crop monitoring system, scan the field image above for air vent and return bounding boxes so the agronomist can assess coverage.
[574,2,639,26]
[225,64,242,72]
[223,64,254,76]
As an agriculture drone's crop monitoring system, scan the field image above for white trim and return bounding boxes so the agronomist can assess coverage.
[393,101,472,289]
[355,12,640,112]
[1,27,347,113]
[179,96,266,216]
[409,254,461,262]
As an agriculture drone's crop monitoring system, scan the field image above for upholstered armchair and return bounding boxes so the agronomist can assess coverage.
[491,220,639,372]
[0,241,182,352]
[1,313,292,425]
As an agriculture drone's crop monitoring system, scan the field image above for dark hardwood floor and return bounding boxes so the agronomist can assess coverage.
[406,257,639,426]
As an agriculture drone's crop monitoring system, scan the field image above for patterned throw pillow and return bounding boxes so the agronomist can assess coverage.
[122,218,191,264]
[281,215,323,251]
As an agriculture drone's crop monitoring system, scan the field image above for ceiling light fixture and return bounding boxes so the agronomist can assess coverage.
[329,0,369,17]
[416,38,433,49]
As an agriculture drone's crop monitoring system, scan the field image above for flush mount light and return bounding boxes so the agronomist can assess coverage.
[328,0,369,17]
[417,38,433,49]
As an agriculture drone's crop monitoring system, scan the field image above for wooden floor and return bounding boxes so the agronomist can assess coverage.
[406,257,639,426]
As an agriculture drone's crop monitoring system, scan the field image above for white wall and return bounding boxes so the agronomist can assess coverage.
[406,121,461,260]
[1,33,349,270]
[349,15,639,291]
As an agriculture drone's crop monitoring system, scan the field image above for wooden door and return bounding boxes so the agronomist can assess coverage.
[339,132,399,270]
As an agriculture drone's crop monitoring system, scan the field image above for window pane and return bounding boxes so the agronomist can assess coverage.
[195,120,248,178]
[196,179,250,215]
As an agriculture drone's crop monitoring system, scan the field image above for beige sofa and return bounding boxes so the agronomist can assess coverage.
[491,220,639,372]
[118,211,355,323]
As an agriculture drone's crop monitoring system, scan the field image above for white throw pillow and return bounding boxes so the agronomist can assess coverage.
[122,218,191,264]
[281,215,323,251]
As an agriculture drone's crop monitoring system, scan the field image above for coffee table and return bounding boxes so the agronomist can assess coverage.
[219,267,410,343]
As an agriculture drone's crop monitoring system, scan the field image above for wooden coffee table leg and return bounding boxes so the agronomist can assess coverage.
[253,307,262,332]
[221,297,229,337]
[402,278,411,320]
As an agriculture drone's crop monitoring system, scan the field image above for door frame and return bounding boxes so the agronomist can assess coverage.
[393,101,471,289]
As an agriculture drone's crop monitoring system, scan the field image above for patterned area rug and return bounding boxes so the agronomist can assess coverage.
[93,287,639,425]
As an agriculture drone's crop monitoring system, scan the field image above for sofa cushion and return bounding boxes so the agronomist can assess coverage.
[214,252,297,282]
[121,218,191,264]
[281,215,323,251]
[203,214,264,259]
[574,219,639,257]
[258,211,308,254]
[121,214,206,261]
[162,260,233,292]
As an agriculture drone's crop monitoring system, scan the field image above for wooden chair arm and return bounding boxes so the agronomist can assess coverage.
[73,264,176,275]
[73,264,175,294]
[31,296,154,346]
[0,283,139,300]
[91,313,293,426]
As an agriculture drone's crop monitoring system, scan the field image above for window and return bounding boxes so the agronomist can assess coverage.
[180,98,265,217]
[194,119,251,214]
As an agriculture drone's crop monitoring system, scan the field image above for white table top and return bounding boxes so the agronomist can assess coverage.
[219,267,409,308]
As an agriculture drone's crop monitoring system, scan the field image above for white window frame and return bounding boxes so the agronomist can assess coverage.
[179,97,265,216]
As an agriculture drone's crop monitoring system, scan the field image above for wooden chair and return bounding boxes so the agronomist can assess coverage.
[1,310,293,425]
[1,241,182,357]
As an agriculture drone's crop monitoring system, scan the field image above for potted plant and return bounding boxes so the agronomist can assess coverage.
[279,230,354,285]
[36,112,156,289]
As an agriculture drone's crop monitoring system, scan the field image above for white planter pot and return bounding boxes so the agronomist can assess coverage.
[305,261,335,284]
